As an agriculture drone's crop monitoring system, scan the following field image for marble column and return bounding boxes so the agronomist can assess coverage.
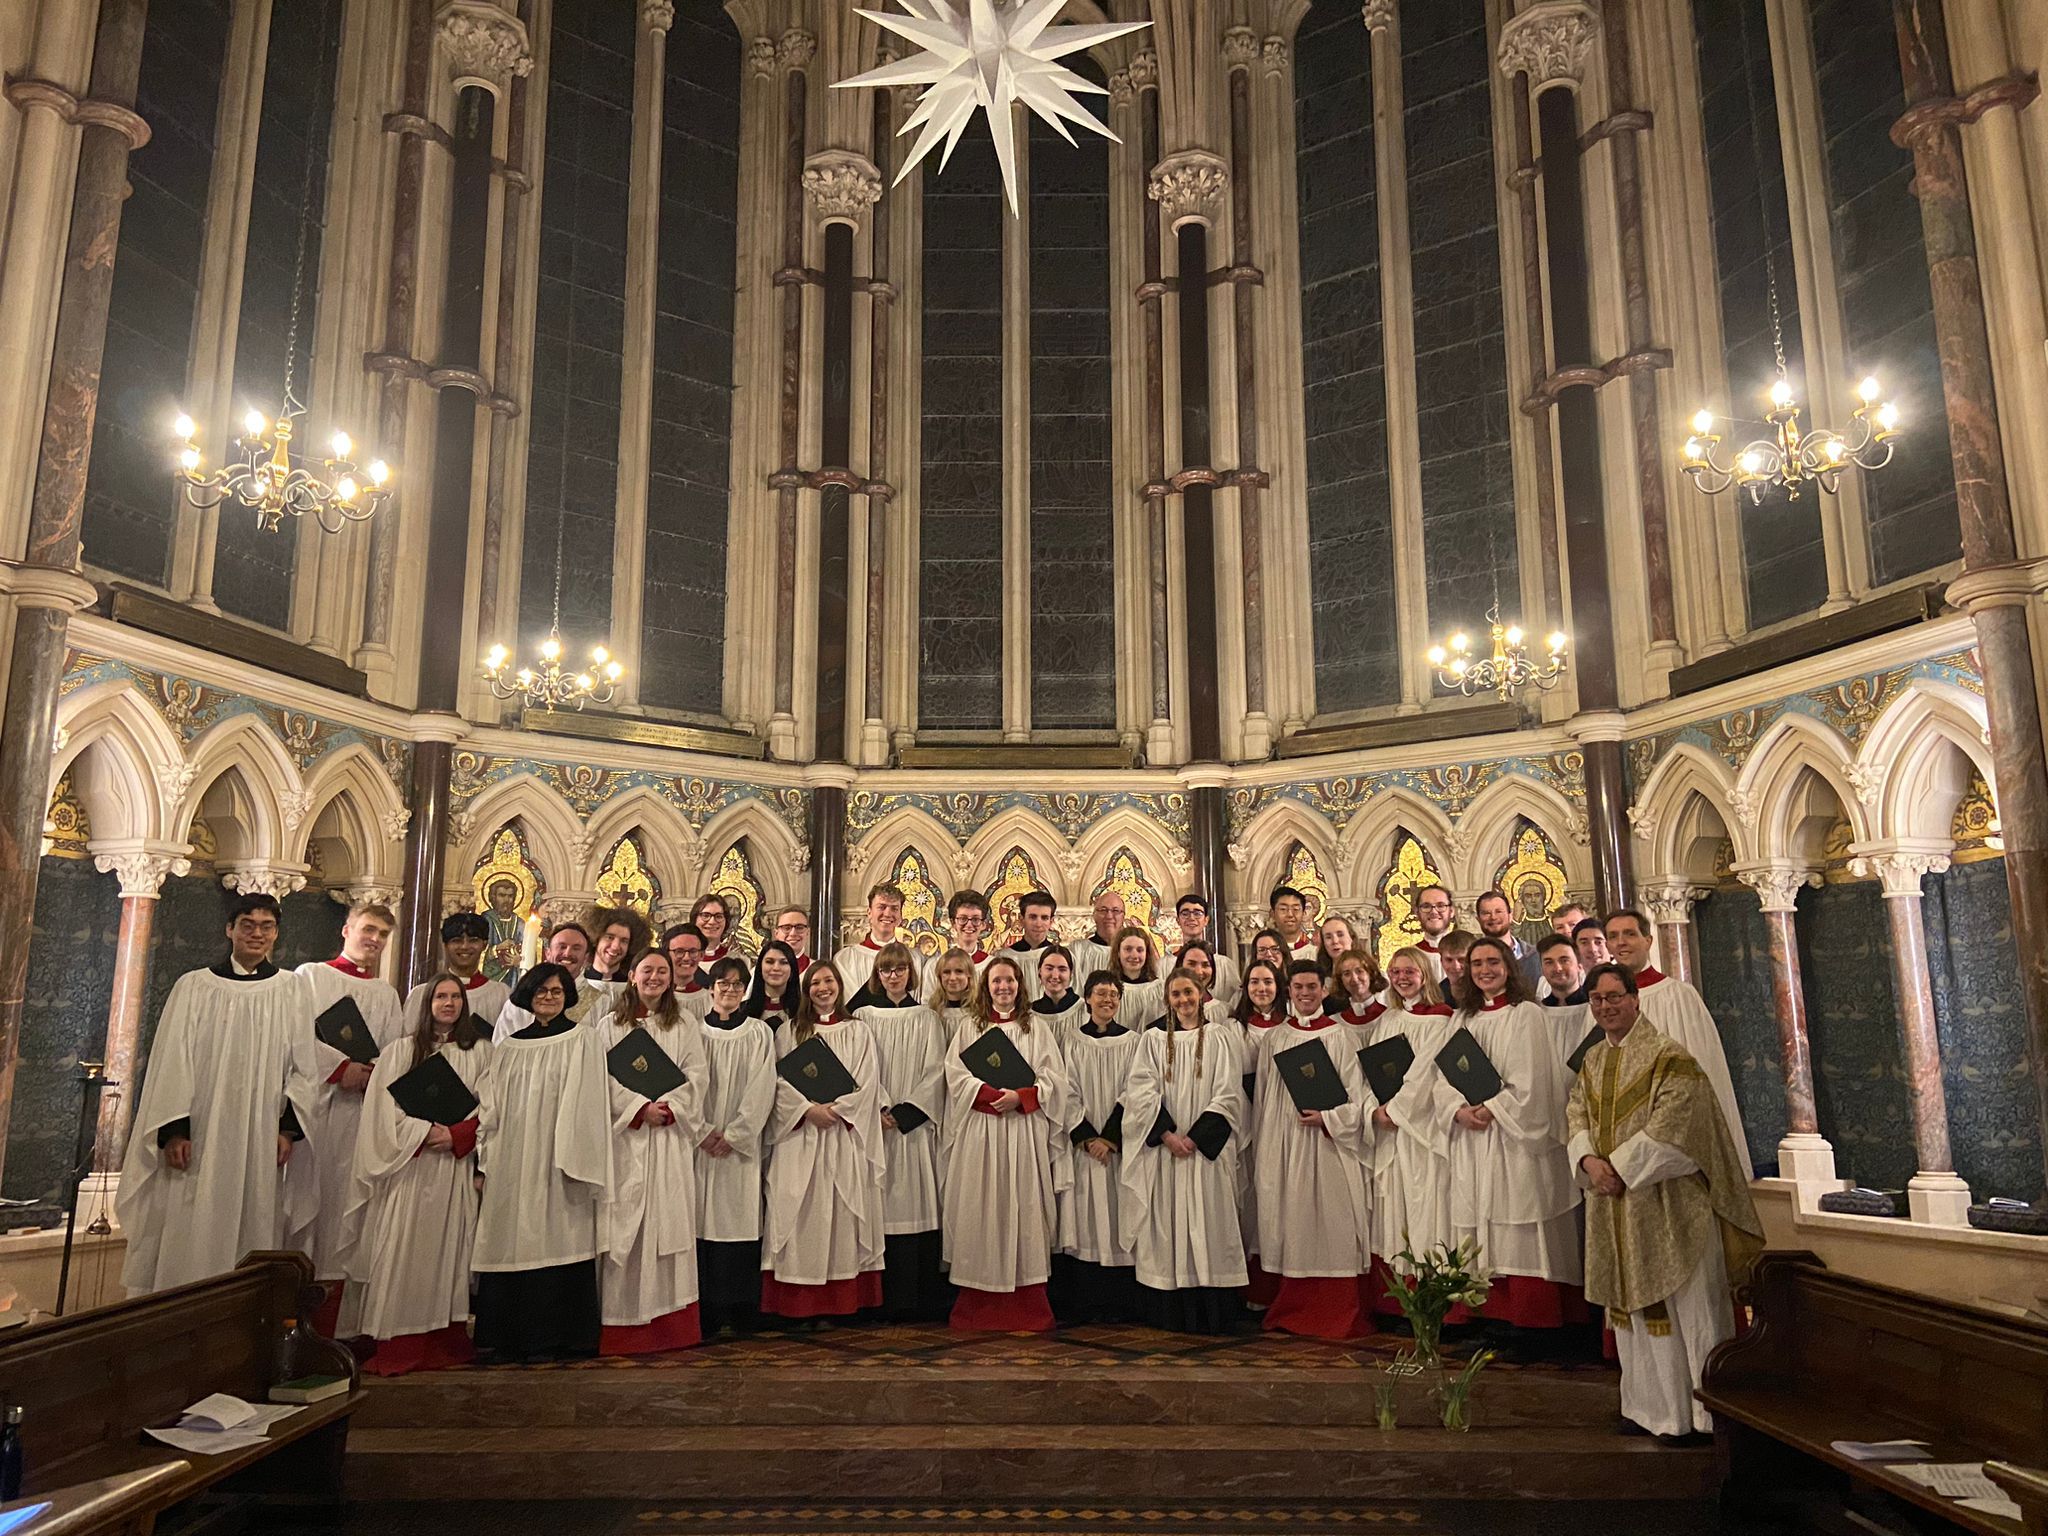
[765,29,813,760]
[1894,0,2048,1194]
[86,843,189,1176]
[1222,29,1269,754]
[807,775,849,954]
[1739,861,1838,1197]
[397,716,463,988]
[0,0,150,1183]
[1852,844,1972,1225]
[1187,776,1227,917]
[1638,880,1704,988]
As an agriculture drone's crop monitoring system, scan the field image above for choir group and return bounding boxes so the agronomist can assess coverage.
[113,875,1761,1439]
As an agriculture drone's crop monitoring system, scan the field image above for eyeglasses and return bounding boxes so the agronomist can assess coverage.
[1418,901,1453,912]
[1588,992,1632,1008]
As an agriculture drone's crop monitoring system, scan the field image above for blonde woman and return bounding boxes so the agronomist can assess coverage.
[940,954,1073,1331]
[598,948,708,1353]
[1120,967,1247,1332]
[924,946,978,1035]
[1361,947,1457,1316]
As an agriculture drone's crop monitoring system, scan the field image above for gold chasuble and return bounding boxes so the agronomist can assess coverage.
[1567,1022,1763,1331]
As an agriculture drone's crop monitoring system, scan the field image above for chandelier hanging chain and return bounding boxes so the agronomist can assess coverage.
[1680,0,1901,504]
[170,0,389,539]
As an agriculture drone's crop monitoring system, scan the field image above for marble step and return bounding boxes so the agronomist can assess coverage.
[347,1423,1714,1502]
[357,1364,1623,1431]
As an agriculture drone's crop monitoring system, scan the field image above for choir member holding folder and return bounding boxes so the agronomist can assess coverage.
[295,901,406,1335]
[855,942,951,1322]
[1120,968,1248,1333]
[1357,948,1457,1308]
[1432,937,1585,1331]
[941,955,1072,1332]
[472,963,613,1362]
[1250,961,1376,1339]
[346,973,491,1374]
[762,962,887,1321]
[1054,971,1141,1323]
[597,948,708,1354]
[699,953,780,1335]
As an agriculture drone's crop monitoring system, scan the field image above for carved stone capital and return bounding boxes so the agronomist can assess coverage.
[1108,70,1133,107]
[802,149,883,226]
[1222,26,1258,69]
[1848,843,1954,899]
[435,1,534,88]
[155,760,199,815]
[221,862,310,900]
[1735,862,1820,914]
[640,0,674,33]
[778,28,816,72]
[1361,0,1396,34]
[280,789,315,835]
[1147,149,1228,229]
[1497,0,1597,91]
[1261,36,1290,74]
[1225,841,1250,871]
[749,36,778,77]
[382,807,413,842]
[338,882,405,911]
[90,841,191,900]
[1637,880,1705,927]
[1843,761,1887,810]
[1127,49,1158,91]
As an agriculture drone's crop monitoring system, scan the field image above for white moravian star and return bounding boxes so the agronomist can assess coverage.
[833,0,1150,216]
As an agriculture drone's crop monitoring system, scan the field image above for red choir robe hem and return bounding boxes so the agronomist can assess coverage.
[1244,1258,1283,1307]
[1262,1275,1377,1341]
[601,1304,703,1356]
[760,1271,884,1318]
[1478,1274,1590,1329]
[950,1282,1054,1333]
[365,1322,476,1376]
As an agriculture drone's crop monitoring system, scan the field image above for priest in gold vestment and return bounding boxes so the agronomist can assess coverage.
[1567,963,1763,1439]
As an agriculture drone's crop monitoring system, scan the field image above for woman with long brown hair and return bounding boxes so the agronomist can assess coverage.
[940,953,1073,1331]
[854,941,950,1321]
[347,972,492,1373]
[760,960,886,1322]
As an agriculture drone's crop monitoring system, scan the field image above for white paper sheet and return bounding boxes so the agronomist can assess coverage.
[1957,1496,2023,1521]
[144,1426,270,1455]
[1894,1463,2004,1501]
[1831,1439,1931,1462]
[179,1393,256,1432]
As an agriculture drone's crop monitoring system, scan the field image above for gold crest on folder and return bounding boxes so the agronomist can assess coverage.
[631,1055,650,1074]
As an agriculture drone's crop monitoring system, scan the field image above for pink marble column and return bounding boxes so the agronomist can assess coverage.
[88,846,187,1173]
[1739,865,1837,1191]
[1640,882,1702,987]
[1858,847,1972,1223]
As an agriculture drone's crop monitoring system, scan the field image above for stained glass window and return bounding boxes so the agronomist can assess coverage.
[984,846,1046,945]
[710,842,768,950]
[888,847,947,957]
[1375,830,1445,972]
[596,832,662,917]
[1093,845,1178,956]
[1492,820,1569,946]
[1284,842,1330,930]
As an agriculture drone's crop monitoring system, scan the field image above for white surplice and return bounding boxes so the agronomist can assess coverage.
[1236,1015,1288,1265]
[117,964,319,1295]
[940,1015,1073,1292]
[856,996,949,1235]
[344,1033,493,1338]
[1057,1024,1142,1266]
[1634,973,1754,1179]
[292,962,407,1281]
[830,939,893,1003]
[1367,1005,1459,1264]
[1251,1016,1373,1278]
[1119,1023,1248,1290]
[1114,978,1164,1031]
[1029,992,1086,1054]
[762,1017,886,1286]
[599,1013,707,1326]
[1429,999,1582,1284]
[473,1021,614,1270]
[695,1011,778,1242]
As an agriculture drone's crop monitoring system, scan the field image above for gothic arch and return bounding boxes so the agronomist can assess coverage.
[1454,776,1589,894]
[960,807,1074,905]
[1856,680,1995,844]
[1234,800,1342,911]
[1739,713,1868,856]
[1337,787,1457,892]
[845,803,963,896]
[456,773,583,892]
[697,798,807,906]
[1069,807,1187,906]
[1632,742,1747,872]
[52,682,180,843]
[293,744,406,881]
[580,786,696,894]
[178,715,299,857]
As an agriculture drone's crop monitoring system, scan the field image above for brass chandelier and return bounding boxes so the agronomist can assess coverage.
[1428,602,1569,702]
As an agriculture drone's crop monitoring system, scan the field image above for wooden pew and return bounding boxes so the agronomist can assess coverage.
[1699,1250,2048,1535]
[0,1251,363,1532]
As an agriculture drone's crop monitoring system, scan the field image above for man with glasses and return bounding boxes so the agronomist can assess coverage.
[771,906,815,975]
[1267,886,1319,964]
[1173,893,1239,1010]
[1067,891,1127,984]
[1567,963,1762,1442]
[1412,885,1457,980]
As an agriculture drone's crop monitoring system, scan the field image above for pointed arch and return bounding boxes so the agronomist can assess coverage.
[1633,741,1749,872]
[845,803,962,901]
[1856,680,1995,844]
[1339,787,1456,893]
[1455,775,1590,894]
[697,797,806,910]
[179,714,299,857]
[1069,806,1185,906]
[960,806,1072,904]
[52,682,179,844]
[580,785,697,893]
[1739,712,1867,855]
[293,744,406,882]
[883,845,948,957]
[1373,827,1450,971]
[455,773,583,893]
[1235,799,1342,911]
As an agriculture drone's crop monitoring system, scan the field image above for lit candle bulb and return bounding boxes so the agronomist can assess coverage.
[1768,378,1792,409]
[330,430,352,459]
[1504,625,1524,646]
[1546,632,1567,654]
[369,459,390,485]
[541,636,561,661]
[1877,403,1900,431]
[1427,645,1447,666]
[1690,409,1714,436]
[243,409,268,438]
[173,412,195,440]
[178,446,201,471]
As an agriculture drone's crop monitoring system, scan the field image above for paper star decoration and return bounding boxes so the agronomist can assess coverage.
[833,0,1150,216]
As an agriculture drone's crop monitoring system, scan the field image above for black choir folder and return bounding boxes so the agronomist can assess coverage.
[1434,1027,1503,1105]
[1565,1024,1605,1077]
[315,996,379,1064]
[607,1026,687,1101]
[1272,1039,1349,1113]
[387,1051,478,1125]
[777,1035,859,1103]
[959,1027,1037,1091]
[468,1011,494,1039]
[1357,1034,1416,1105]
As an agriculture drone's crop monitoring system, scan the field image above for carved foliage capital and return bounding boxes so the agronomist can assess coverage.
[1637,881,1705,927]
[640,0,675,33]
[435,1,534,87]
[778,28,816,72]
[1848,848,1953,898]
[1222,27,1258,68]
[1736,863,1820,914]
[749,36,778,77]
[1497,1,1598,91]
[1127,49,1158,90]
[1261,37,1290,73]
[92,846,191,900]
[1147,149,1228,229]
[221,863,310,900]
[1361,0,1396,33]
[802,150,883,225]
